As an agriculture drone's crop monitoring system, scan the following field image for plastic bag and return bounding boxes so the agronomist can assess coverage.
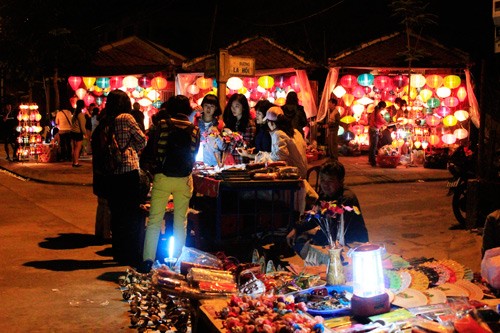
[255,151,273,164]
[174,246,223,273]
[481,246,500,289]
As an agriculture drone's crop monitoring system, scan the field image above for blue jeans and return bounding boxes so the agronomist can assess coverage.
[143,174,193,262]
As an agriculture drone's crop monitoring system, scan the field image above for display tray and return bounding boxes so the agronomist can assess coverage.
[292,285,353,317]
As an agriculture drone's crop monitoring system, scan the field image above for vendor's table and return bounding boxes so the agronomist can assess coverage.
[192,173,302,243]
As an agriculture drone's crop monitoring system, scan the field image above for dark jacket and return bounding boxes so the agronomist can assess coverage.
[282,104,308,137]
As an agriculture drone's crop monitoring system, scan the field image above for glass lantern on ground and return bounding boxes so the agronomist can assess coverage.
[349,243,390,317]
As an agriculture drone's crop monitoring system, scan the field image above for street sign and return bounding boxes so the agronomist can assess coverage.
[228,56,255,77]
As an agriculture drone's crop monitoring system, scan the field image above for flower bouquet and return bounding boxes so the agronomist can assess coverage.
[304,200,361,285]
[215,128,244,167]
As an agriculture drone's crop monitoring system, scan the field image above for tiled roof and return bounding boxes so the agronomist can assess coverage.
[329,32,472,70]
[182,36,321,72]
[85,36,186,76]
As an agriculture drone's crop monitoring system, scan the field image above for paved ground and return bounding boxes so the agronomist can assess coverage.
[0,147,450,187]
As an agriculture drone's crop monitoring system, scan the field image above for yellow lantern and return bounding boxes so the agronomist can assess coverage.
[413,140,422,149]
[340,115,356,124]
[410,74,426,88]
[82,77,96,89]
[436,87,451,98]
[443,75,461,89]
[409,87,418,100]
[441,133,456,145]
[342,93,355,107]
[425,75,443,89]
[443,115,458,127]
[275,97,286,106]
[419,89,433,102]
[456,86,467,102]
[196,77,213,90]
[429,134,440,145]
[454,110,469,122]
[258,76,274,89]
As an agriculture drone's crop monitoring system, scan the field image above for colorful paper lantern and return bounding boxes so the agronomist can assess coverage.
[454,110,469,122]
[410,74,426,88]
[274,76,288,89]
[436,106,451,117]
[227,77,244,90]
[425,114,440,127]
[258,76,274,89]
[138,76,151,88]
[275,97,286,106]
[332,85,347,98]
[454,128,468,140]
[82,77,96,89]
[340,115,356,124]
[456,86,467,102]
[425,75,443,89]
[83,94,95,106]
[392,75,408,88]
[352,86,365,99]
[443,75,461,89]
[418,89,432,102]
[95,96,104,106]
[96,77,110,89]
[186,84,200,95]
[373,75,391,90]
[441,133,456,145]
[147,90,160,101]
[352,124,365,135]
[429,134,440,145]
[75,88,87,100]
[69,96,78,108]
[342,94,355,107]
[337,126,345,136]
[196,77,213,90]
[109,76,123,90]
[427,98,441,108]
[289,75,301,92]
[443,97,459,107]
[443,115,458,127]
[123,75,138,89]
[340,75,357,89]
[151,76,167,90]
[357,73,374,86]
[68,76,82,91]
[436,86,451,98]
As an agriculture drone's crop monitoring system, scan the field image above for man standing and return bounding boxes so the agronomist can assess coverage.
[131,102,145,133]
[55,108,73,161]
[324,97,341,160]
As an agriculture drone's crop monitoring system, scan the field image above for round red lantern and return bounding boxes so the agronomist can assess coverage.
[109,76,123,90]
[340,75,357,89]
[68,76,82,91]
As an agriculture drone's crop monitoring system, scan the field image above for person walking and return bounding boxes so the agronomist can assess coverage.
[55,107,73,161]
[139,95,200,273]
[367,101,387,167]
[100,90,147,267]
[70,100,87,167]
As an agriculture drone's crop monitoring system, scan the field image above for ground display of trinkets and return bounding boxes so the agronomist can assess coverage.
[118,247,500,333]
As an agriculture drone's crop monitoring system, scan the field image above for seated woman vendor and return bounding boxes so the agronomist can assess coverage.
[286,160,369,258]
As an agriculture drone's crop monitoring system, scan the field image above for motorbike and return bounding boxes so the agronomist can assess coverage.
[446,146,476,227]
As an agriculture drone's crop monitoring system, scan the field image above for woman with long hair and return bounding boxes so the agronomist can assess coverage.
[70,99,86,167]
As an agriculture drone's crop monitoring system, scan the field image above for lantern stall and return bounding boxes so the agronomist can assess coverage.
[15,104,44,162]
[317,32,477,164]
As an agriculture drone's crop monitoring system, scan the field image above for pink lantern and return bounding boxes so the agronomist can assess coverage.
[373,76,391,90]
[83,94,95,106]
[425,114,441,127]
[352,124,365,135]
[456,86,467,102]
[352,86,365,99]
[435,106,451,117]
[443,97,459,107]
[454,128,468,139]
[109,76,123,90]
[289,75,301,92]
[68,76,82,91]
[250,90,263,101]
[340,75,357,89]
[274,76,288,89]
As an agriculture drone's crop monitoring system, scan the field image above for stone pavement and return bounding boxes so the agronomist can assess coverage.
[0,146,451,186]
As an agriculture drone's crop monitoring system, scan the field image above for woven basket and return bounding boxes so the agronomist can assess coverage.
[376,154,400,168]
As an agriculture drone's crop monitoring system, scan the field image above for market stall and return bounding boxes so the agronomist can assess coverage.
[316,32,477,164]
